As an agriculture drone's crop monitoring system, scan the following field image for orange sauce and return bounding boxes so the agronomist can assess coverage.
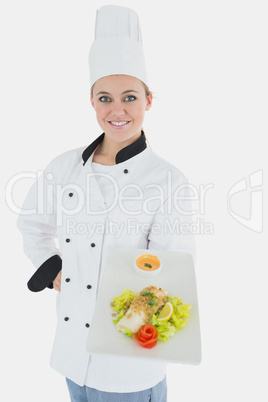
[135,254,160,272]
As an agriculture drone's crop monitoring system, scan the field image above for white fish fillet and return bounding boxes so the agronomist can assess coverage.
[116,286,168,334]
[116,310,146,334]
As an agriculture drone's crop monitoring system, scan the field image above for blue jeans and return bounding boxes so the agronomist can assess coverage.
[66,376,167,402]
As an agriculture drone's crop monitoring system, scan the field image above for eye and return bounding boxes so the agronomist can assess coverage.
[124,95,136,102]
[99,96,111,102]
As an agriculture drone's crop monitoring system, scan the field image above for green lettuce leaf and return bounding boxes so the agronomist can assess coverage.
[150,295,191,341]
[122,328,133,337]
[150,315,177,342]
[112,288,136,324]
[168,296,191,330]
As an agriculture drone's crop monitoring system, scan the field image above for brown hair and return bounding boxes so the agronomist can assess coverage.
[141,81,151,98]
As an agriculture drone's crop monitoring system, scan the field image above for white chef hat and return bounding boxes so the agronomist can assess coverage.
[89,5,148,88]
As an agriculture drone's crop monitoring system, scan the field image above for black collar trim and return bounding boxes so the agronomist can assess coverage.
[82,130,147,165]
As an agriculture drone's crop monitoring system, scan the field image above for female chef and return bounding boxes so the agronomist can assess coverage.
[17,5,195,402]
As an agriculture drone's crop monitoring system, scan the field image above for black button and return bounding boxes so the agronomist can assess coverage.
[66,238,70,243]
[124,169,128,174]
[65,278,70,282]
[64,317,69,321]
[87,285,92,289]
[91,243,95,247]
[85,323,90,328]
[69,192,73,197]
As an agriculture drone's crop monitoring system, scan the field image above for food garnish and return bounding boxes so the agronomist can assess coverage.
[157,302,173,322]
[133,324,159,348]
[144,263,152,268]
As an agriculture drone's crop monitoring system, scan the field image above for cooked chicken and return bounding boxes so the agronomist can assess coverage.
[116,286,168,334]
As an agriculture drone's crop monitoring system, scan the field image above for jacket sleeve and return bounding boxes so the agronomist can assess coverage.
[147,178,196,263]
[17,160,62,292]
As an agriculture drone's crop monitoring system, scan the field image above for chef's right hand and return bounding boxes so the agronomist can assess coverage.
[53,270,62,292]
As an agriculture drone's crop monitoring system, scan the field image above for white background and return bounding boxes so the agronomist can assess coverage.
[1,0,267,401]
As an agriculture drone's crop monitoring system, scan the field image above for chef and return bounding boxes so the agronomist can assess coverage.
[17,5,195,401]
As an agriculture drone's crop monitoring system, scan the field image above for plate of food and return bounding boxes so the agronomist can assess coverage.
[86,248,201,364]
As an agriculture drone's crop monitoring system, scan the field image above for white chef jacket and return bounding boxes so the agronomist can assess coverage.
[17,131,195,392]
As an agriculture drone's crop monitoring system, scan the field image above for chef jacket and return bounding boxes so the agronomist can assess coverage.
[17,131,195,392]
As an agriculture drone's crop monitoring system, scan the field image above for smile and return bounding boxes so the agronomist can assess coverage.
[108,120,131,127]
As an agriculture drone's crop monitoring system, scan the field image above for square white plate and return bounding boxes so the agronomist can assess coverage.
[87,248,201,364]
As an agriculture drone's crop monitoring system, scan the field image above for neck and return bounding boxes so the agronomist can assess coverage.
[96,131,142,160]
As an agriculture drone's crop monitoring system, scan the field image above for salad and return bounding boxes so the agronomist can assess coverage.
[111,286,191,348]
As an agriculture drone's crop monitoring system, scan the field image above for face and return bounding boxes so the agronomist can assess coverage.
[90,75,152,144]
